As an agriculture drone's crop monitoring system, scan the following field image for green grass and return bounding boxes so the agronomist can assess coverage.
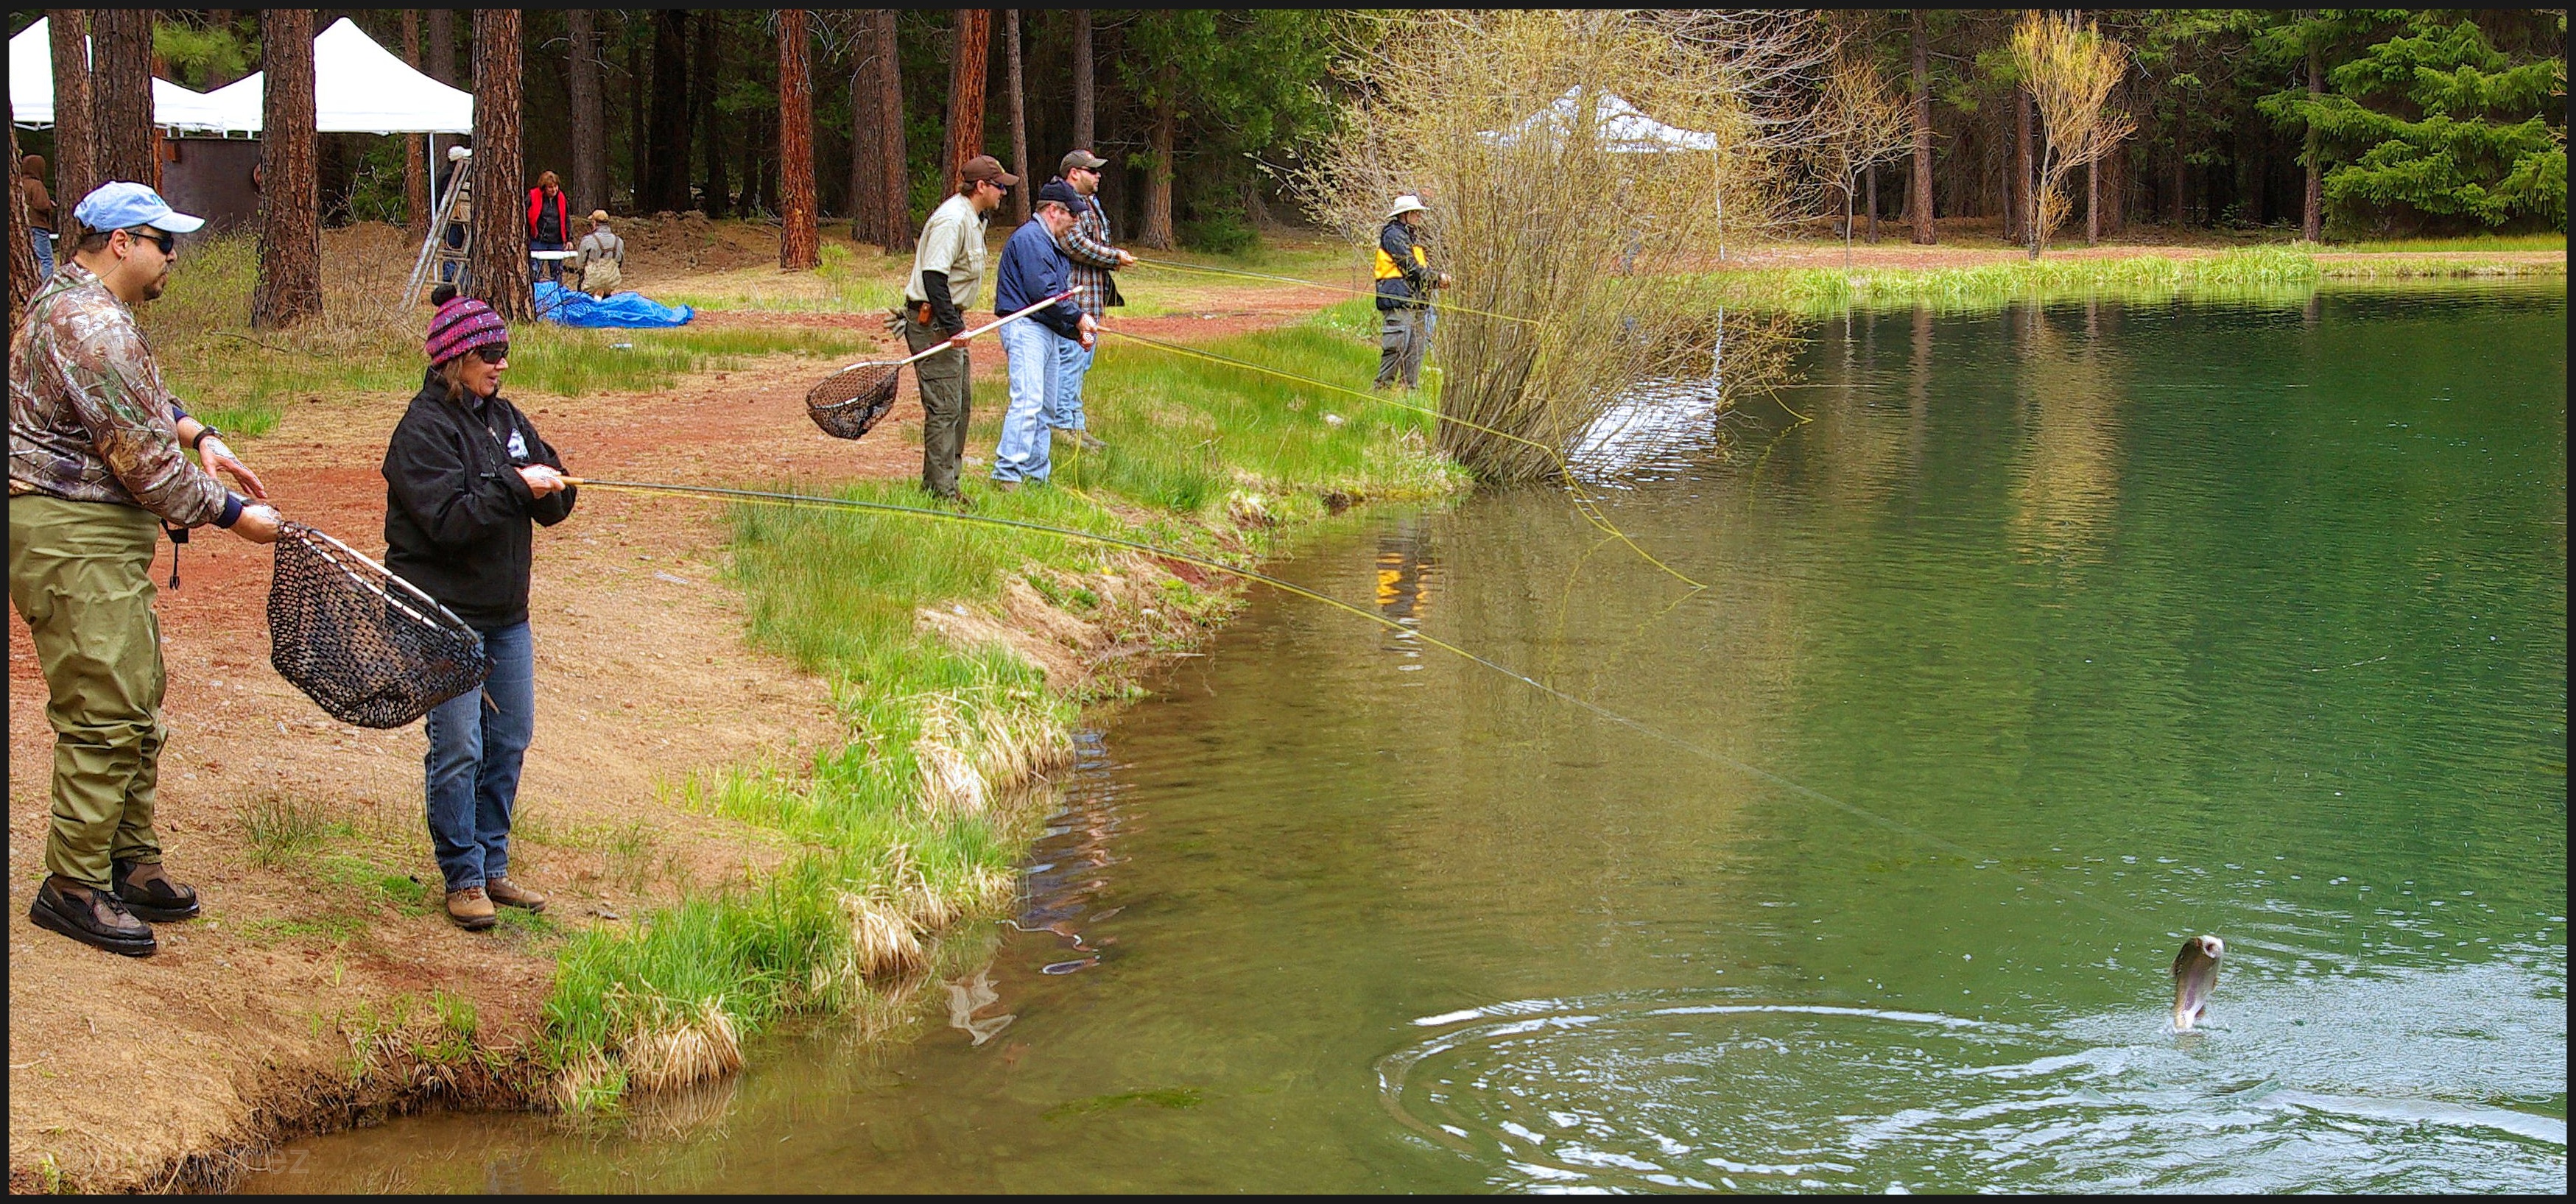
[1708,246,2332,314]
[537,316,1468,1106]
[2329,233,2566,254]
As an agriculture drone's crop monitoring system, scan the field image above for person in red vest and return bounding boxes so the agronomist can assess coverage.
[526,170,571,284]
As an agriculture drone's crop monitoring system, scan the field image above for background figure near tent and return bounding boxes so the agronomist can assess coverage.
[526,171,571,284]
[574,211,624,298]
[1373,194,1450,392]
[21,155,54,278]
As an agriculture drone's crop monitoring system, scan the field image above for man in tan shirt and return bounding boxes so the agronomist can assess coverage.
[899,154,1016,502]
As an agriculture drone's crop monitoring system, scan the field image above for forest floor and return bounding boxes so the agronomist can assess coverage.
[7,215,2561,1192]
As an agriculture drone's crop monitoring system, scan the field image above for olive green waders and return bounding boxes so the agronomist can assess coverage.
[901,311,973,496]
[8,493,172,890]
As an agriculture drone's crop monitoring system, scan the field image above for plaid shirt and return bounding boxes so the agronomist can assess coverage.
[1063,192,1124,317]
[7,264,229,526]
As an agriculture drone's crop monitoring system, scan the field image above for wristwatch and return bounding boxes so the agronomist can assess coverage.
[191,425,225,451]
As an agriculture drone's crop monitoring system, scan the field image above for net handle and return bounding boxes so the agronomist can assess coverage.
[820,290,1077,376]
[287,523,480,638]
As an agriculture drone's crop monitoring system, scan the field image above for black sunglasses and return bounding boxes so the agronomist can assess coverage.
[124,228,176,256]
[474,343,510,365]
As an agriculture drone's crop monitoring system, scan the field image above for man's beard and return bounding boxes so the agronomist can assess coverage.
[138,269,168,301]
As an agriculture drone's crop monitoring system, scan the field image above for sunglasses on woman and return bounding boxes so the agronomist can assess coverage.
[474,344,510,365]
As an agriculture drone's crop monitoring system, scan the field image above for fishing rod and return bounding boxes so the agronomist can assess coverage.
[557,475,2153,930]
[1127,255,1543,326]
[1098,325,1707,593]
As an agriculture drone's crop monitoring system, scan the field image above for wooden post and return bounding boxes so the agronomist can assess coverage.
[777,10,819,270]
[468,10,531,319]
[46,12,96,244]
[251,10,322,330]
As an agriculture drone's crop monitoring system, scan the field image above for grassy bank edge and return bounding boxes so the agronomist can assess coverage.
[1702,244,2564,314]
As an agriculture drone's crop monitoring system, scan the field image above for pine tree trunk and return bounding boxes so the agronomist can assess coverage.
[251,10,321,330]
[777,10,819,270]
[2170,135,2186,226]
[626,27,645,211]
[9,98,41,323]
[1006,9,1029,225]
[1865,163,1879,244]
[1139,71,1176,250]
[428,8,455,84]
[849,34,876,242]
[1909,8,1935,244]
[2086,161,2098,246]
[568,10,606,216]
[648,10,690,212]
[1072,10,1094,152]
[468,10,531,320]
[2302,43,2323,242]
[2011,88,2032,245]
[871,10,911,250]
[46,12,96,244]
[92,9,157,191]
[693,10,725,216]
[401,11,429,236]
[942,10,992,189]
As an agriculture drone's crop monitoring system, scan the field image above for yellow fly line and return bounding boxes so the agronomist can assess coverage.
[1099,325,1706,592]
[553,475,2150,929]
[1126,256,1544,326]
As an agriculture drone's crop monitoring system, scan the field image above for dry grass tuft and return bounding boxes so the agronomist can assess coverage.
[837,891,929,979]
[616,999,743,1094]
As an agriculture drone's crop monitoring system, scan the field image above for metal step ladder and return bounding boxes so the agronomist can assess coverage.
[403,149,474,306]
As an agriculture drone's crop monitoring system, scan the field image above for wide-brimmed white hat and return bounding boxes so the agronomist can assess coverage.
[1387,194,1431,219]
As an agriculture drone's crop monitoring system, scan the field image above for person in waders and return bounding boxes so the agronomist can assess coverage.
[10,183,283,957]
[1374,195,1451,392]
[382,298,577,930]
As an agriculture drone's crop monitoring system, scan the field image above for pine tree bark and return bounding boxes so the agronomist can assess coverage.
[1908,10,1935,244]
[568,10,607,216]
[401,11,429,236]
[427,8,455,84]
[46,12,96,244]
[694,10,725,216]
[92,10,157,191]
[10,97,42,322]
[1139,68,1177,250]
[468,10,531,320]
[647,10,690,211]
[1005,9,1029,225]
[1865,163,1879,243]
[2301,41,2323,242]
[849,22,879,242]
[251,10,321,330]
[941,10,992,189]
[625,27,646,210]
[2012,87,2033,245]
[870,10,911,250]
[777,10,820,270]
[1072,10,1095,152]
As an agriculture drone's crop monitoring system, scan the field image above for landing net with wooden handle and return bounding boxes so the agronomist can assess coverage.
[267,521,491,728]
[804,292,1077,440]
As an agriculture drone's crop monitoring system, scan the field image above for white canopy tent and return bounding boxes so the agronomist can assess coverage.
[1479,86,1732,259]
[200,18,473,136]
[10,17,235,133]
[1479,86,1722,154]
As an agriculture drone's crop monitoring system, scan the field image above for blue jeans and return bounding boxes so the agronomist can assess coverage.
[1049,339,1095,431]
[423,621,535,892]
[31,230,54,279]
[993,320,1072,484]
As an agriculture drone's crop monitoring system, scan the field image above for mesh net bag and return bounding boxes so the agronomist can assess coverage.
[806,362,902,440]
[268,522,490,728]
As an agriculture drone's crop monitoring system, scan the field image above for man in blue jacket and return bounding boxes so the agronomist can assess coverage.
[990,181,1098,491]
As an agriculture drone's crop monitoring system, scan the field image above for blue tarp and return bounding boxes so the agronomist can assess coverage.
[531,281,694,328]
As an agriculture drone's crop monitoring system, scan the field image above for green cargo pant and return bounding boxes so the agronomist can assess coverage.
[8,493,170,890]
[902,311,973,496]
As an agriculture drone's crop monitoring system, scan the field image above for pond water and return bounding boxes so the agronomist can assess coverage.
[252,286,2566,1193]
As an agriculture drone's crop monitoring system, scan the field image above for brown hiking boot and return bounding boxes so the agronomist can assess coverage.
[112,858,200,922]
[445,886,498,931]
[485,877,547,912]
[30,876,155,957]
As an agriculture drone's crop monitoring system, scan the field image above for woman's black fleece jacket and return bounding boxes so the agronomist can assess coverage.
[381,369,576,631]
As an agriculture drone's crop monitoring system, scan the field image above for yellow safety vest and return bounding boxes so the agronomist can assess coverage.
[1374,242,1429,281]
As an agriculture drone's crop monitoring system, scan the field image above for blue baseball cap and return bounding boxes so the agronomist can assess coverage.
[72,182,205,236]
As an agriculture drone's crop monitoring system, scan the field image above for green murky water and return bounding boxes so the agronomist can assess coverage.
[251,286,2566,1193]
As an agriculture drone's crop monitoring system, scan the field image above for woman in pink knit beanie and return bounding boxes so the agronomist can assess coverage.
[382,295,579,930]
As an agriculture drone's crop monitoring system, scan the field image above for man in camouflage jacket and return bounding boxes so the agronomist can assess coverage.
[8,183,281,957]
